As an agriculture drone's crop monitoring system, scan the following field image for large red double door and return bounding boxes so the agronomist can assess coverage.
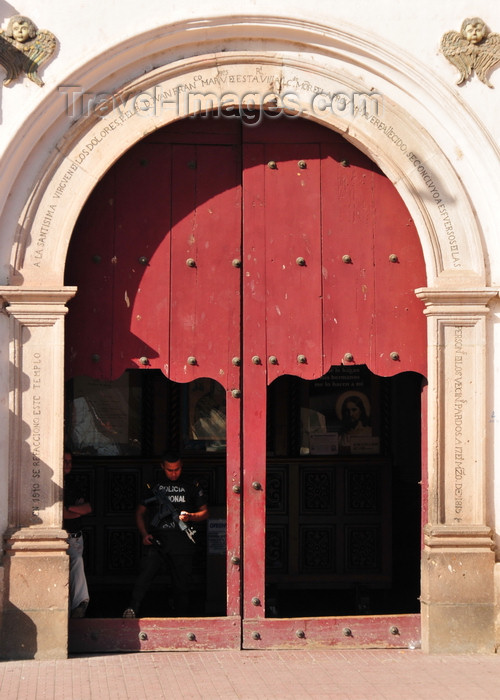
[66,115,426,650]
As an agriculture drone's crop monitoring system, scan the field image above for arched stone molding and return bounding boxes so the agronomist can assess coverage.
[0,18,498,657]
[6,53,489,288]
[1,17,499,286]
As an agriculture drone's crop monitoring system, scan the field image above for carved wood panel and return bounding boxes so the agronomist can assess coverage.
[266,459,391,586]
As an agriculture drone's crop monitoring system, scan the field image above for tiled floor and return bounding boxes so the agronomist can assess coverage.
[1,649,500,699]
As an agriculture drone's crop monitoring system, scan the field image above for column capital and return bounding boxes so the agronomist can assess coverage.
[415,286,498,313]
[0,286,77,312]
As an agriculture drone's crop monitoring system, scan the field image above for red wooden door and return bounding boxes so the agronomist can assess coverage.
[66,116,425,651]
[67,124,245,650]
[240,121,424,648]
[241,129,328,633]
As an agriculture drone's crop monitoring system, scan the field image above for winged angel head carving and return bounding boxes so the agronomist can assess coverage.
[0,15,56,87]
[441,17,500,87]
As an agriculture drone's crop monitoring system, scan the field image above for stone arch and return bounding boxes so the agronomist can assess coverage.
[8,52,486,287]
[0,18,497,657]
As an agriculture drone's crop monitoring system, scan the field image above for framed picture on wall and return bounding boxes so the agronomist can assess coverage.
[182,378,227,452]
[65,373,142,456]
[301,365,381,455]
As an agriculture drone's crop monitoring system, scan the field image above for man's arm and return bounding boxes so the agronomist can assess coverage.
[179,504,209,523]
[63,506,81,520]
[66,502,92,516]
[64,500,92,520]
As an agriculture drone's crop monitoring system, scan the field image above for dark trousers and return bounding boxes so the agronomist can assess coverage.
[130,531,194,616]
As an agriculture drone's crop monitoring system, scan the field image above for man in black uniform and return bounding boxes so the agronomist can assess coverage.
[123,453,208,618]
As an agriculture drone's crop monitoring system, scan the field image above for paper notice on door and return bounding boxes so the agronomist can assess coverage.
[310,433,339,455]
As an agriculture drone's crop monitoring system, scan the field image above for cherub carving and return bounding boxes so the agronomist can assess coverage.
[0,15,57,87]
[441,17,500,88]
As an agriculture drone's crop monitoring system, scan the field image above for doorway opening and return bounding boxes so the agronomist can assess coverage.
[64,364,423,620]
[64,112,427,649]
[265,366,424,618]
[64,372,228,618]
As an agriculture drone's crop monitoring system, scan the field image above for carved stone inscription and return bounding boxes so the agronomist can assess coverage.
[365,115,461,268]
[25,63,475,287]
[452,327,466,521]
[19,331,59,528]
[443,323,475,524]
[31,351,42,519]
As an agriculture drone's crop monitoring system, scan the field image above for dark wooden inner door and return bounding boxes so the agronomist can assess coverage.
[65,114,426,651]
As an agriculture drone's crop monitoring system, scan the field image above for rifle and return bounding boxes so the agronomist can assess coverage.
[145,483,196,543]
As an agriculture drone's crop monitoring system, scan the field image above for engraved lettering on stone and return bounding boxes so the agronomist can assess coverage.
[367,116,408,153]
[405,151,461,267]
[453,327,466,521]
[31,352,42,518]
[363,119,461,268]
[32,204,57,268]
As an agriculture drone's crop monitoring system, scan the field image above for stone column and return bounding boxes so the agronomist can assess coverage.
[0,287,76,660]
[417,288,497,653]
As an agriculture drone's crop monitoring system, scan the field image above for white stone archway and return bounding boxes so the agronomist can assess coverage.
[0,17,497,657]
[6,52,490,286]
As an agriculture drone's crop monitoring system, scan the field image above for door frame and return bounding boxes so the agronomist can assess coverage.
[62,117,426,651]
